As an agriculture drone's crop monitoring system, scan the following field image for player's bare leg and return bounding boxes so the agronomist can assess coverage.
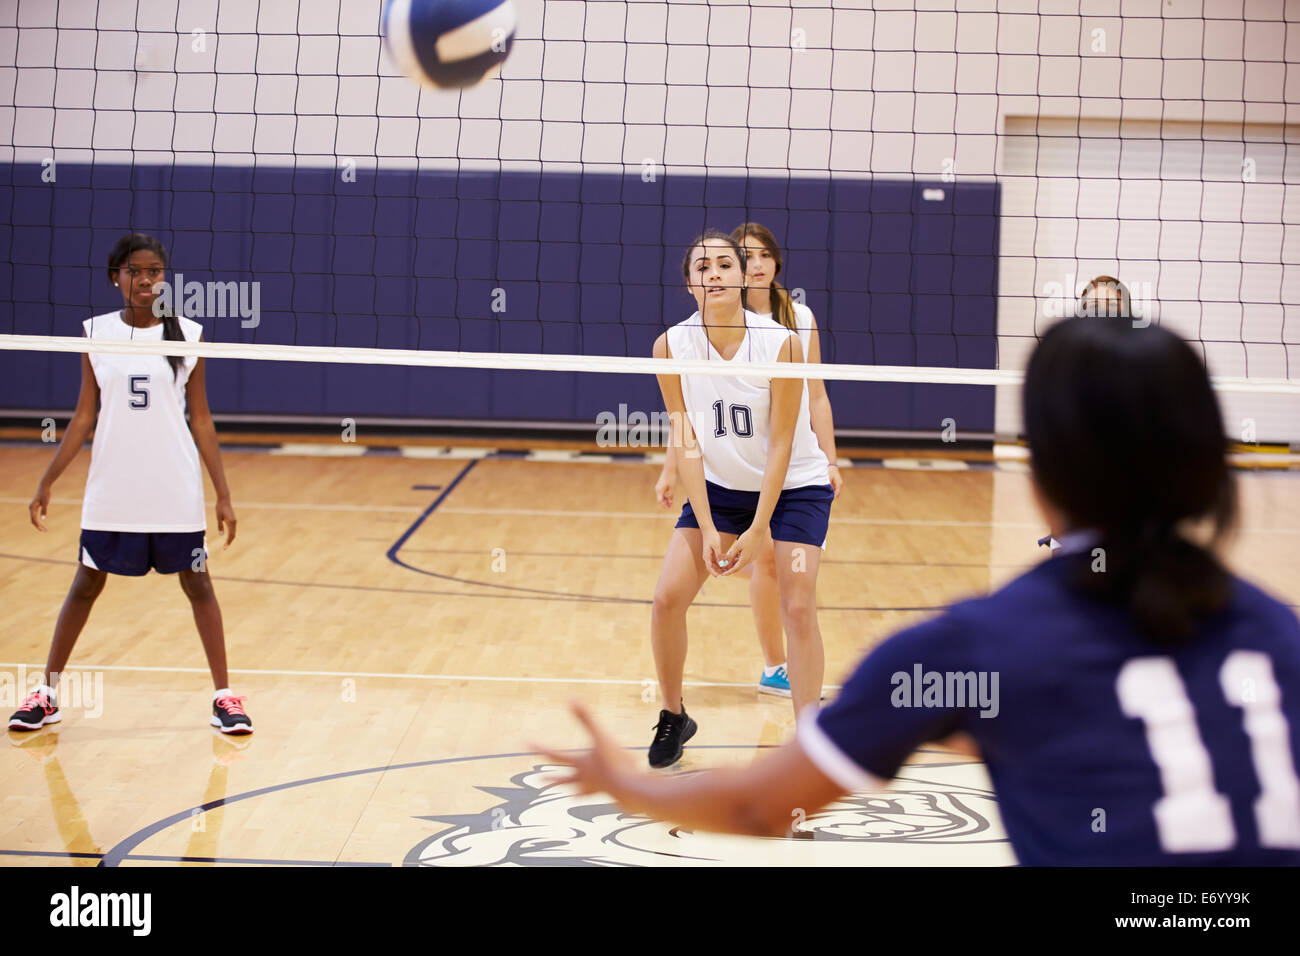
[178,569,228,689]
[42,565,109,684]
[749,541,785,668]
[773,540,825,717]
[650,528,718,713]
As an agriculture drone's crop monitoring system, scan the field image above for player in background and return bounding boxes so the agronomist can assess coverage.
[541,314,1300,865]
[1040,275,1139,553]
[655,223,840,701]
[1078,274,1133,319]
[645,231,834,768]
[10,233,252,735]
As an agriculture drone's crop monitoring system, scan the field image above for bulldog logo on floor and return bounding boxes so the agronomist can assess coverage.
[405,763,1012,866]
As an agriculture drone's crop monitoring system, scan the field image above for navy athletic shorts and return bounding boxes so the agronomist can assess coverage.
[79,530,207,576]
[675,481,833,547]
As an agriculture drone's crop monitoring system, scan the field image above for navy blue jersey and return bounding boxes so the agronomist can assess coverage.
[800,556,1300,865]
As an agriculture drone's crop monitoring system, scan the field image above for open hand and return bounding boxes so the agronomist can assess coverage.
[532,700,637,798]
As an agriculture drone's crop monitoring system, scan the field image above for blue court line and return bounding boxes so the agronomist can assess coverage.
[380,543,1008,570]
[0,551,950,611]
[382,530,976,607]
[98,748,599,868]
[97,744,977,868]
[123,853,391,866]
[386,461,479,559]
[24,547,1300,614]
[0,848,103,859]
[384,462,645,604]
[378,457,958,606]
[0,847,389,866]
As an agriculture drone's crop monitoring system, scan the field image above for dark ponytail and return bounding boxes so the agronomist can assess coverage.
[155,311,186,382]
[1024,316,1237,644]
[107,232,184,380]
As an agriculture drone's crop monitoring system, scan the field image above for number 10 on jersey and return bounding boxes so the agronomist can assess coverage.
[712,400,753,438]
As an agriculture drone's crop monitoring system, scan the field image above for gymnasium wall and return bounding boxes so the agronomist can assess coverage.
[1,0,1295,438]
[0,161,998,430]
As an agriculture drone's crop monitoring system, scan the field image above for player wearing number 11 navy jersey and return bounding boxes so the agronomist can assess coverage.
[542,314,1300,866]
[810,316,1300,864]
[805,539,1300,864]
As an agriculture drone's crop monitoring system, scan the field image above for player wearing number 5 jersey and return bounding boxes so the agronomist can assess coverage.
[543,315,1300,865]
[646,231,832,769]
[8,234,252,736]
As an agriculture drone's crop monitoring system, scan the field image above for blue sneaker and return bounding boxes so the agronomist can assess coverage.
[758,665,791,698]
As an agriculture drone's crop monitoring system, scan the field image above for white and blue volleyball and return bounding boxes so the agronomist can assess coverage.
[383,0,517,89]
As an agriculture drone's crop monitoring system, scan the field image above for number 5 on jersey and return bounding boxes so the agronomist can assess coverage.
[128,374,150,409]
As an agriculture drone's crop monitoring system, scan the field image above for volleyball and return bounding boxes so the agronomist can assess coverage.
[382,0,517,90]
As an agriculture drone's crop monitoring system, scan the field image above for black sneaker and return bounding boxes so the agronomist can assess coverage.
[648,708,697,768]
[8,690,61,731]
[211,694,253,735]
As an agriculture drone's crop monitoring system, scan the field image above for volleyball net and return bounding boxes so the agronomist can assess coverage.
[1,0,1297,441]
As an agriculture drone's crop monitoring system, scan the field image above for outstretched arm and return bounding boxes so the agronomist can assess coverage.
[538,701,849,836]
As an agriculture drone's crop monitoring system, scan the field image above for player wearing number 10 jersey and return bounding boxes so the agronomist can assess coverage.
[541,314,1300,866]
[646,231,833,768]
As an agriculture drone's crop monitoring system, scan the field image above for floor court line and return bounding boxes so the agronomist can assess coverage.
[0,496,424,514]
[434,506,1300,534]
[5,496,1296,534]
[0,848,388,866]
[0,660,843,690]
[0,553,951,611]
[364,542,1037,569]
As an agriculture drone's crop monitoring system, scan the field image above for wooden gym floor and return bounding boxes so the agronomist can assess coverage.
[1,443,1297,866]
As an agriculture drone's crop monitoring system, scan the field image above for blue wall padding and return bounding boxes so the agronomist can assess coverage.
[0,162,998,430]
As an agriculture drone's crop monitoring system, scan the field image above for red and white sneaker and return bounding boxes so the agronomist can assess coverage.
[211,694,253,735]
[8,690,61,731]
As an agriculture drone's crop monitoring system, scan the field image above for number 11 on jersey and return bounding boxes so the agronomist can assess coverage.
[1117,651,1300,853]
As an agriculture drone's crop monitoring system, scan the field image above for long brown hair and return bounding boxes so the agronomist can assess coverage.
[731,222,797,333]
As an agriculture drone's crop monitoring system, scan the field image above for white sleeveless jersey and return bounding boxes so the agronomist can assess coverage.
[80,311,207,532]
[753,301,816,361]
[666,309,829,492]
